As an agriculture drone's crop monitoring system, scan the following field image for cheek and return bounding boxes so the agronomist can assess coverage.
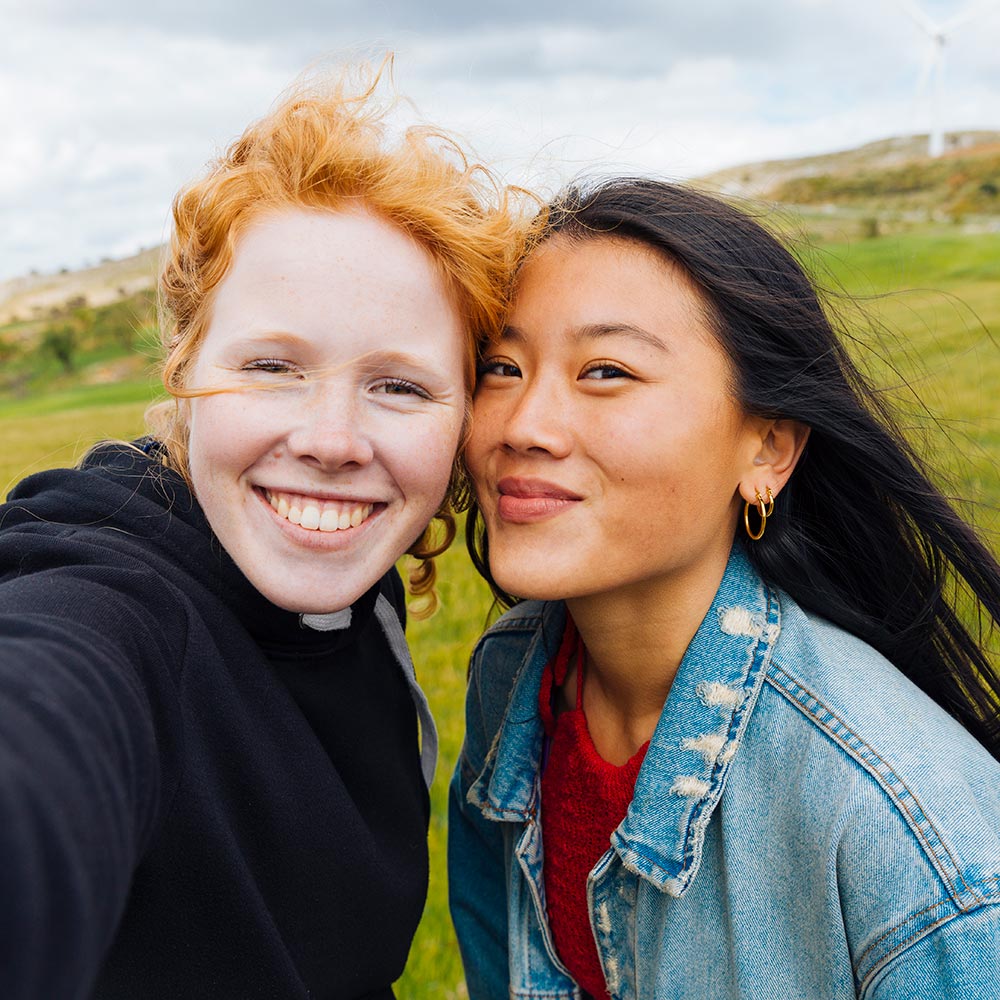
[184,399,214,476]
[186,395,262,490]
[465,398,504,475]
[184,401,228,512]
[390,412,464,498]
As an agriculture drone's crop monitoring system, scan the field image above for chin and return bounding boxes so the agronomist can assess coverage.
[491,566,574,604]
[251,576,361,616]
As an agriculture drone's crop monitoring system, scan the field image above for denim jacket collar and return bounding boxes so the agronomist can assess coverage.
[469,544,781,897]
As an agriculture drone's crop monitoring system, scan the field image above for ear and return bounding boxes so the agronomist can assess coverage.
[739,418,810,505]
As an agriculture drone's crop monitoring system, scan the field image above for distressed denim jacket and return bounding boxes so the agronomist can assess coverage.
[448,545,1000,999]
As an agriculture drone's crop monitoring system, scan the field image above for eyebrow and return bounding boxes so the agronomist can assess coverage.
[233,331,309,351]
[501,322,669,353]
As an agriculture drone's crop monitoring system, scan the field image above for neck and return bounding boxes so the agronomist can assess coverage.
[564,551,731,763]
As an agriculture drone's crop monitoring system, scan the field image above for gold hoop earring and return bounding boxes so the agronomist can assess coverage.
[744,487,774,541]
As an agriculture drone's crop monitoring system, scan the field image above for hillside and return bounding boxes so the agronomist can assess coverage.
[699,130,1000,201]
[2,129,999,326]
[0,247,160,326]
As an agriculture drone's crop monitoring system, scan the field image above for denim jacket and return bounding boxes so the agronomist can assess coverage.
[448,545,1000,999]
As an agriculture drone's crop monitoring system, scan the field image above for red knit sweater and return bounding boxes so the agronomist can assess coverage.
[539,618,649,999]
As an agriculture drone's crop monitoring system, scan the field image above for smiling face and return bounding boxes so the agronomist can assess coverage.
[467,235,767,608]
[185,207,466,613]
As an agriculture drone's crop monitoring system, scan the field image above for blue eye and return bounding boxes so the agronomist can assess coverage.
[477,358,521,380]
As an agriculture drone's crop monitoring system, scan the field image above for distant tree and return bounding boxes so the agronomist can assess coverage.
[0,338,20,366]
[41,325,78,372]
[71,304,95,338]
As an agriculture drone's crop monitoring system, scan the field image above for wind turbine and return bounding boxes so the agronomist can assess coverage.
[894,0,998,157]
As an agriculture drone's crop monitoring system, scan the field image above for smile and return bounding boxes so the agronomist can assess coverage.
[263,489,375,532]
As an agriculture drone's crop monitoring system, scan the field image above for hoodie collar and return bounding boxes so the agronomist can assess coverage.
[12,439,381,653]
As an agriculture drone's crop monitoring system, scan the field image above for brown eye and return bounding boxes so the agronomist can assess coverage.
[581,362,632,380]
[477,358,521,380]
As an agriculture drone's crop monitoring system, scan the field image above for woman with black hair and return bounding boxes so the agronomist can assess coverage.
[449,178,1000,999]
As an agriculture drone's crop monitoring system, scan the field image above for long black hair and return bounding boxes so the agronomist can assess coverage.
[466,177,1000,758]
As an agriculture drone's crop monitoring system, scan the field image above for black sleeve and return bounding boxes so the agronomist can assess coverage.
[0,564,178,1000]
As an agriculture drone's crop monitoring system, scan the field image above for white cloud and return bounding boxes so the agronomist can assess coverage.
[0,0,998,280]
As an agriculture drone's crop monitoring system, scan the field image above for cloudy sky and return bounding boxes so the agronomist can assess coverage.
[2,0,998,282]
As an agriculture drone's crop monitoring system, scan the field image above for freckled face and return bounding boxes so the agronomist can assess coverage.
[466,236,763,605]
[185,207,466,613]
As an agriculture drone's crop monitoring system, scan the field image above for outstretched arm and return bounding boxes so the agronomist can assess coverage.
[0,569,173,999]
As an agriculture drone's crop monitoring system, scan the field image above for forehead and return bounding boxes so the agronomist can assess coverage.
[227,206,442,289]
[206,206,463,339]
[511,234,712,337]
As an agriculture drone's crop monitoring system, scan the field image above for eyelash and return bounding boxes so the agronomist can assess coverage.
[374,377,431,399]
[476,358,521,379]
[241,357,300,375]
[477,358,634,381]
[239,362,429,399]
[581,361,634,380]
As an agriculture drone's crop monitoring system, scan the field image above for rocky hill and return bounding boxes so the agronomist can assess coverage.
[2,130,999,325]
[0,248,160,327]
[698,130,1000,199]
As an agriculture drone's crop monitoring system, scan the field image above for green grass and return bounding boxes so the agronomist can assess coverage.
[396,543,494,998]
[0,382,162,497]
[1,225,998,997]
[808,231,1000,544]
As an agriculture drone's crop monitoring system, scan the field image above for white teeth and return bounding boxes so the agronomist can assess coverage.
[265,490,373,534]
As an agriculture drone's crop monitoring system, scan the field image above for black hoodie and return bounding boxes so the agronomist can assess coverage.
[0,441,431,999]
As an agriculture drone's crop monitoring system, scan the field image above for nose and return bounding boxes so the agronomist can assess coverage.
[488,375,573,459]
[285,383,375,471]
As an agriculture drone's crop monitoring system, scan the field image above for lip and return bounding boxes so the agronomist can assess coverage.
[495,476,582,524]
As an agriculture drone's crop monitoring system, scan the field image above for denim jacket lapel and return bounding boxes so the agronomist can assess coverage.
[468,602,567,822]
[613,545,780,897]
[468,546,779,897]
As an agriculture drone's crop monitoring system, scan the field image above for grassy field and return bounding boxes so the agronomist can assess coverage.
[1,225,998,997]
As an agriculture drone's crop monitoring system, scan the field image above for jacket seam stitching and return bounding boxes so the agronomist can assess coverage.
[765,664,982,907]
[483,615,545,636]
[858,898,1000,996]
[473,610,559,819]
[615,585,780,892]
[854,897,951,973]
